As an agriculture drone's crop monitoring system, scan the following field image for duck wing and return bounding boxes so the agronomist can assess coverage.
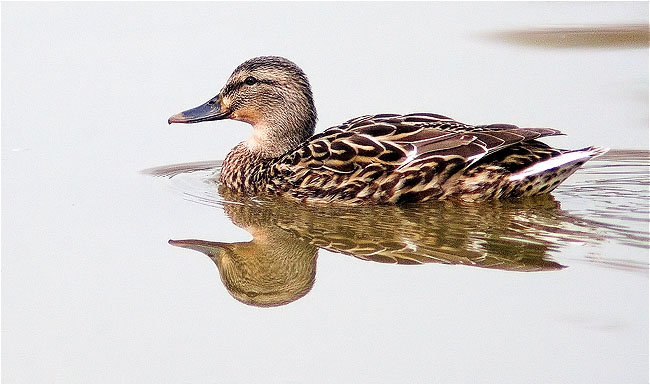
[270,113,563,202]
[284,113,562,173]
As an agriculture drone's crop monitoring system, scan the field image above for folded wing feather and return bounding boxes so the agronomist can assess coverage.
[295,113,563,174]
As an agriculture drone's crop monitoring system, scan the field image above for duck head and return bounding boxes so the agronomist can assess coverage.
[169,56,317,157]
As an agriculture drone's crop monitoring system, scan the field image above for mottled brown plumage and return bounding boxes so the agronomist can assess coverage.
[169,56,607,204]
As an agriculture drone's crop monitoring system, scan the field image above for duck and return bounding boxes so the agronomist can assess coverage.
[168,56,607,204]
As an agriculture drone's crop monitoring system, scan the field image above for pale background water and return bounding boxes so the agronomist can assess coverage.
[2,2,648,383]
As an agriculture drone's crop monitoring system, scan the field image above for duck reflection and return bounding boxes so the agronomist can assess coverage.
[170,213,317,308]
[168,187,596,308]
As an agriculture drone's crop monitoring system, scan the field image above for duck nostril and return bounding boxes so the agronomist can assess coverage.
[208,99,216,105]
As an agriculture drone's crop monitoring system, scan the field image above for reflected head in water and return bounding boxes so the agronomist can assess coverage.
[170,237,317,308]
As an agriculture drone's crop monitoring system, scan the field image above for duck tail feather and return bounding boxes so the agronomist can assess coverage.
[508,146,609,182]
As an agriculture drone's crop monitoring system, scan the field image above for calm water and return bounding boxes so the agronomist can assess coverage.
[2,2,648,383]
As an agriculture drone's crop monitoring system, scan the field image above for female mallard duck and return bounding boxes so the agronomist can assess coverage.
[169,56,606,204]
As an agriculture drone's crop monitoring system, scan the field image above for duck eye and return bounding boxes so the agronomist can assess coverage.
[244,76,257,85]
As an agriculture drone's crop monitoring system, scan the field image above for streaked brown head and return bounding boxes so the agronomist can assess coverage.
[169,56,317,157]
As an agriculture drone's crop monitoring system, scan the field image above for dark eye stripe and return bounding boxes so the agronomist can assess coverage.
[223,79,278,96]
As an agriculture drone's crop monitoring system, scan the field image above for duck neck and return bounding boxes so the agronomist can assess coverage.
[244,103,317,159]
[220,113,315,192]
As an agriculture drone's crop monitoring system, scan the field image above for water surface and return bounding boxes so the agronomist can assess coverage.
[2,2,647,383]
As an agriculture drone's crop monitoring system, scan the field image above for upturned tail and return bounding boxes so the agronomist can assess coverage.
[506,146,609,196]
